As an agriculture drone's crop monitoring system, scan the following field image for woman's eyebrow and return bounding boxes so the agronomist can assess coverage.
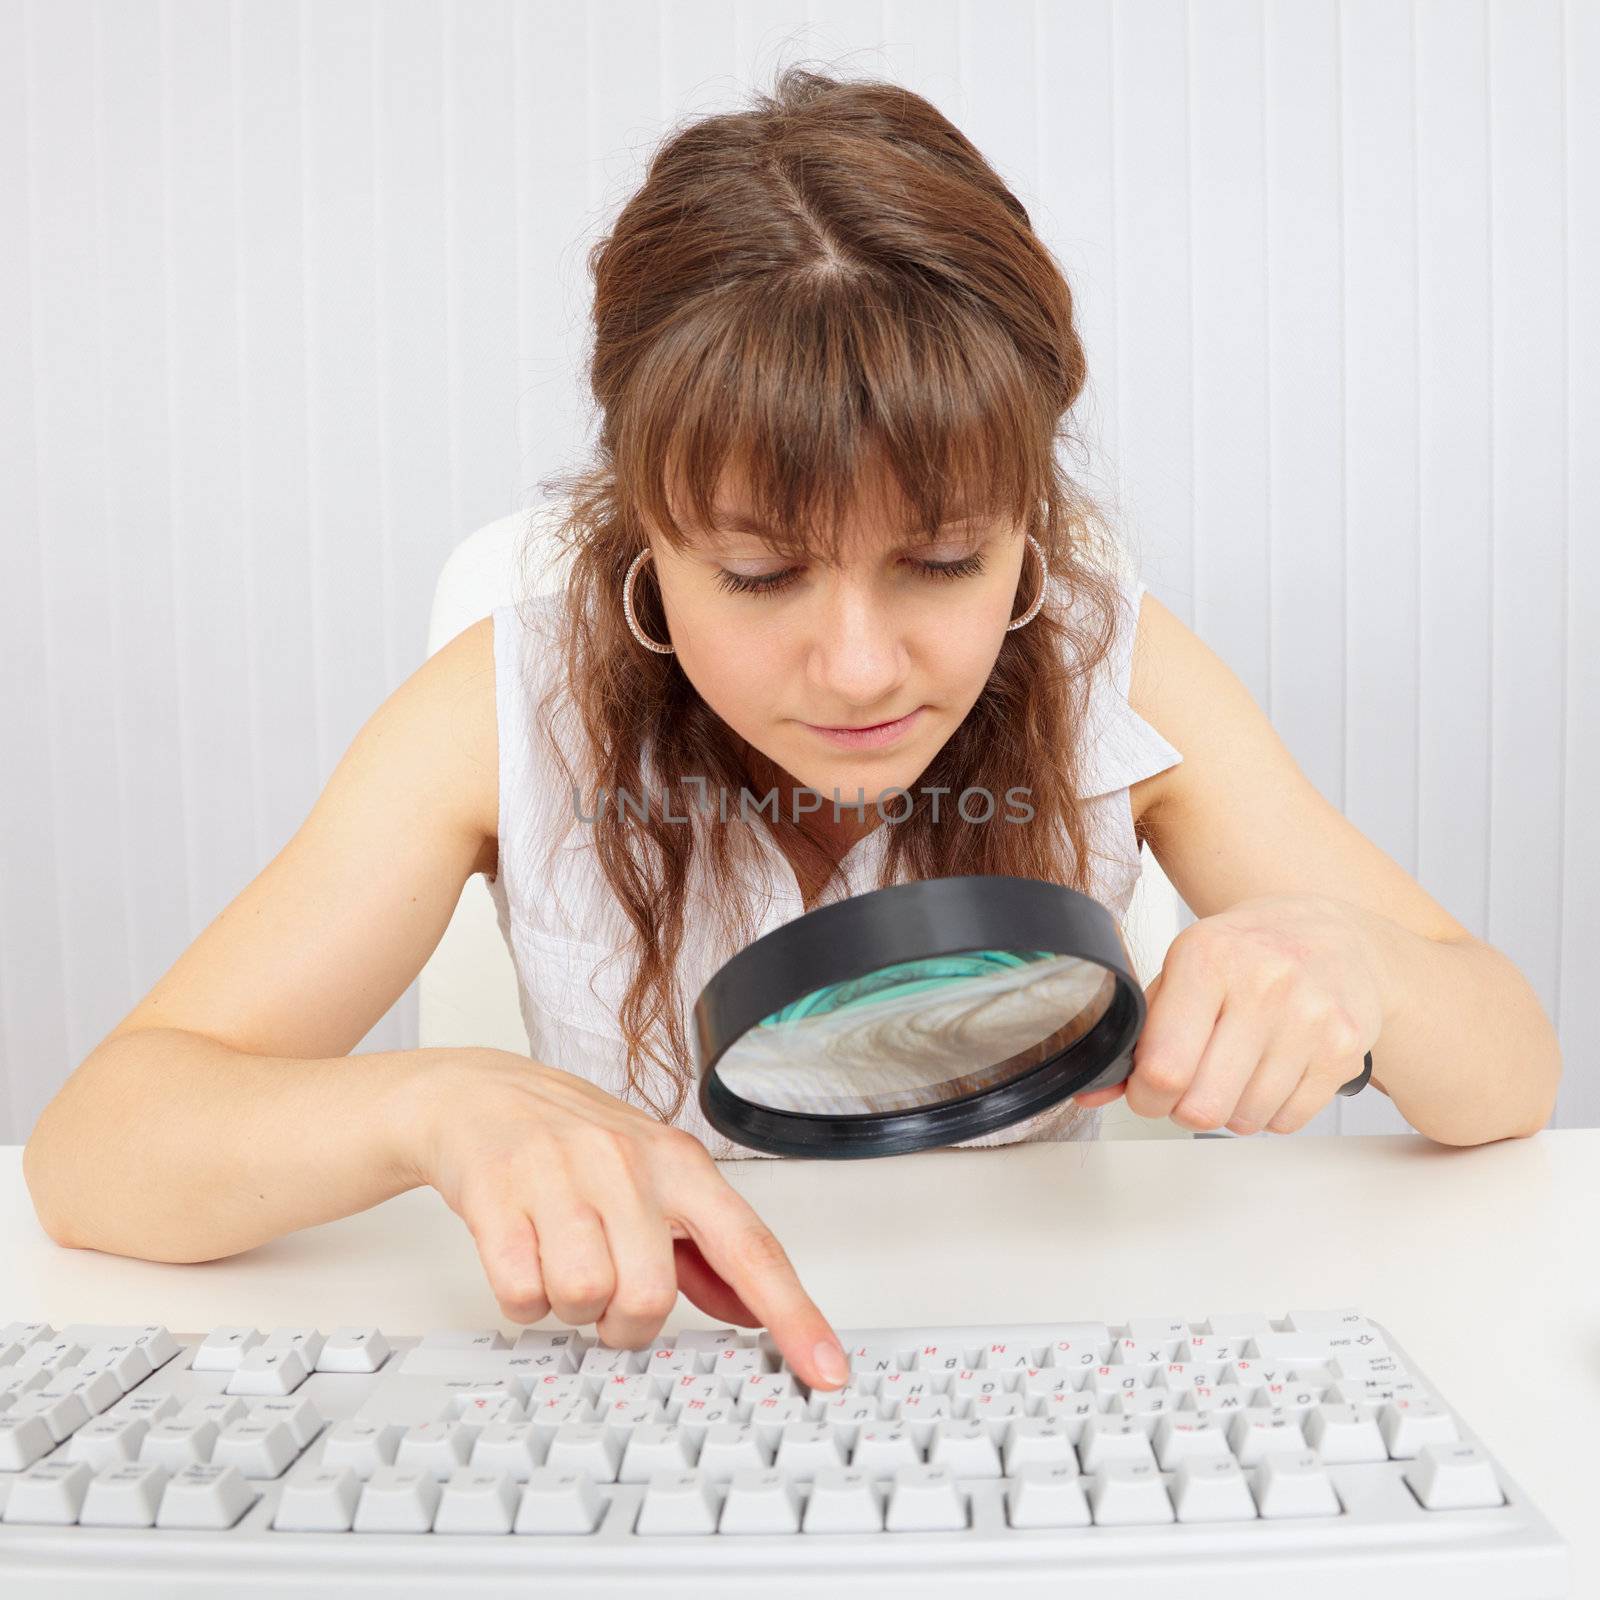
[707,508,991,536]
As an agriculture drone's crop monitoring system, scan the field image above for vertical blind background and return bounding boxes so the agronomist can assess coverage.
[1,0,1594,1146]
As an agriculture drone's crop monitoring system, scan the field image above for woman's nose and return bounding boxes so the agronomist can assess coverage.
[804,585,909,703]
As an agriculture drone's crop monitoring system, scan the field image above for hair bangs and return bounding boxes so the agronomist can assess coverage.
[619,274,1046,564]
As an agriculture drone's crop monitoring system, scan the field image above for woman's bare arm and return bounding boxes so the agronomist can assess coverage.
[22,616,501,1257]
[24,1029,460,1261]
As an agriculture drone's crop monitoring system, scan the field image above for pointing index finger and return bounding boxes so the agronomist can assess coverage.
[669,1167,850,1391]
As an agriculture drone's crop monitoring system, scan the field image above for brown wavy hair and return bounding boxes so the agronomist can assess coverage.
[520,63,1135,1126]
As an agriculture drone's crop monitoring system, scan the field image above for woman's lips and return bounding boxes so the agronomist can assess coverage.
[802,707,925,750]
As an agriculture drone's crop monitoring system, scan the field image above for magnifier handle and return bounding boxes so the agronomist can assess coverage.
[1337,1052,1374,1097]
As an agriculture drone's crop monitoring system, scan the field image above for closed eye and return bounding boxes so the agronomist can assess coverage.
[713,551,988,598]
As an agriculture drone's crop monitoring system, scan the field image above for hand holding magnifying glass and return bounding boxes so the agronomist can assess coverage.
[1073,891,1383,1136]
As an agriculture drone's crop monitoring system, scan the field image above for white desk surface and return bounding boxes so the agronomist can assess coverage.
[4,1130,1595,1589]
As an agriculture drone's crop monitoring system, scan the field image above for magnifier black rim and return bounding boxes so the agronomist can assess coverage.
[693,874,1145,1158]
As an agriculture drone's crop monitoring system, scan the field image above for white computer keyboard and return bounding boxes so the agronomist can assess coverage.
[0,1308,1569,1598]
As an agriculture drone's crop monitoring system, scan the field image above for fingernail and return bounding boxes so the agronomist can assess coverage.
[813,1338,849,1385]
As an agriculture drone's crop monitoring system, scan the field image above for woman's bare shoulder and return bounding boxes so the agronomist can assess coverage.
[1126,586,1186,841]
[428,614,499,879]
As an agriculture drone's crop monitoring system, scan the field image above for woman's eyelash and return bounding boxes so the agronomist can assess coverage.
[713,553,987,597]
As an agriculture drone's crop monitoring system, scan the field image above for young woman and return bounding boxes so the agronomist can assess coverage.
[24,68,1560,1394]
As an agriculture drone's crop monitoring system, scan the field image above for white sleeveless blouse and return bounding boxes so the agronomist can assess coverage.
[483,571,1183,1160]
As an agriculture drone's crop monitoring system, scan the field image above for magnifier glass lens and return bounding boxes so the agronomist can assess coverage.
[713,948,1117,1116]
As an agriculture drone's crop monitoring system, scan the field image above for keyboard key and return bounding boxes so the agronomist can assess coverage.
[104,1391,180,1427]
[190,1328,265,1372]
[1228,1408,1308,1466]
[851,1423,920,1475]
[140,1418,218,1470]
[224,1344,310,1397]
[315,1326,393,1373]
[1283,1307,1372,1334]
[846,1343,905,1383]
[509,1330,588,1375]
[719,1467,802,1533]
[0,1413,58,1471]
[73,1342,155,1393]
[978,1340,1037,1371]
[1403,1441,1506,1510]
[64,1414,149,1470]
[1111,1336,1181,1367]
[967,1390,1029,1437]
[927,1415,1002,1477]
[696,1422,769,1481]
[1007,1462,1091,1528]
[738,1371,799,1408]
[773,1420,847,1478]
[645,1347,698,1388]
[1002,1416,1078,1473]
[0,1322,56,1348]
[320,1418,403,1478]
[1087,1460,1174,1525]
[803,1465,883,1532]
[261,1328,327,1369]
[1035,1390,1101,1439]
[419,1329,509,1352]
[1301,1402,1387,1463]
[155,1463,259,1529]
[618,1422,696,1481]
[893,1392,957,1447]
[1251,1450,1342,1518]
[673,1327,744,1356]
[745,1395,809,1449]
[176,1395,250,1431]
[912,1342,970,1377]
[435,1468,522,1534]
[709,1347,768,1383]
[469,1421,547,1480]
[884,1463,967,1531]
[1251,1330,1389,1365]
[352,1465,442,1532]
[211,1416,300,1478]
[597,1398,666,1436]
[1152,1414,1232,1469]
[579,1345,646,1380]
[272,1465,362,1531]
[1378,1396,1460,1458]
[513,1467,606,1534]
[1172,1455,1258,1522]
[635,1469,721,1535]
[1200,1312,1276,1338]
[661,1374,728,1417]
[672,1401,739,1440]
[248,1395,325,1450]
[395,1419,476,1479]
[544,1421,624,1481]
[6,1386,90,1442]
[1127,1316,1191,1344]
[811,1396,880,1450]
[1077,1416,1156,1473]
[2,1458,95,1524]
[79,1462,171,1528]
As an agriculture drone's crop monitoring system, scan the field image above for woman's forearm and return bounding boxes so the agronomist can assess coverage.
[1352,909,1562,1146]
[22,1027,459,1262]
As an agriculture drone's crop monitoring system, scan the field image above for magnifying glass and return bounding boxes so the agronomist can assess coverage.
[692,874,1372,1158]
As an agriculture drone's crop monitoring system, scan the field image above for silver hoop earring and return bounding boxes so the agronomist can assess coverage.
[1006,533,1048,631]
[623,548,675,654]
